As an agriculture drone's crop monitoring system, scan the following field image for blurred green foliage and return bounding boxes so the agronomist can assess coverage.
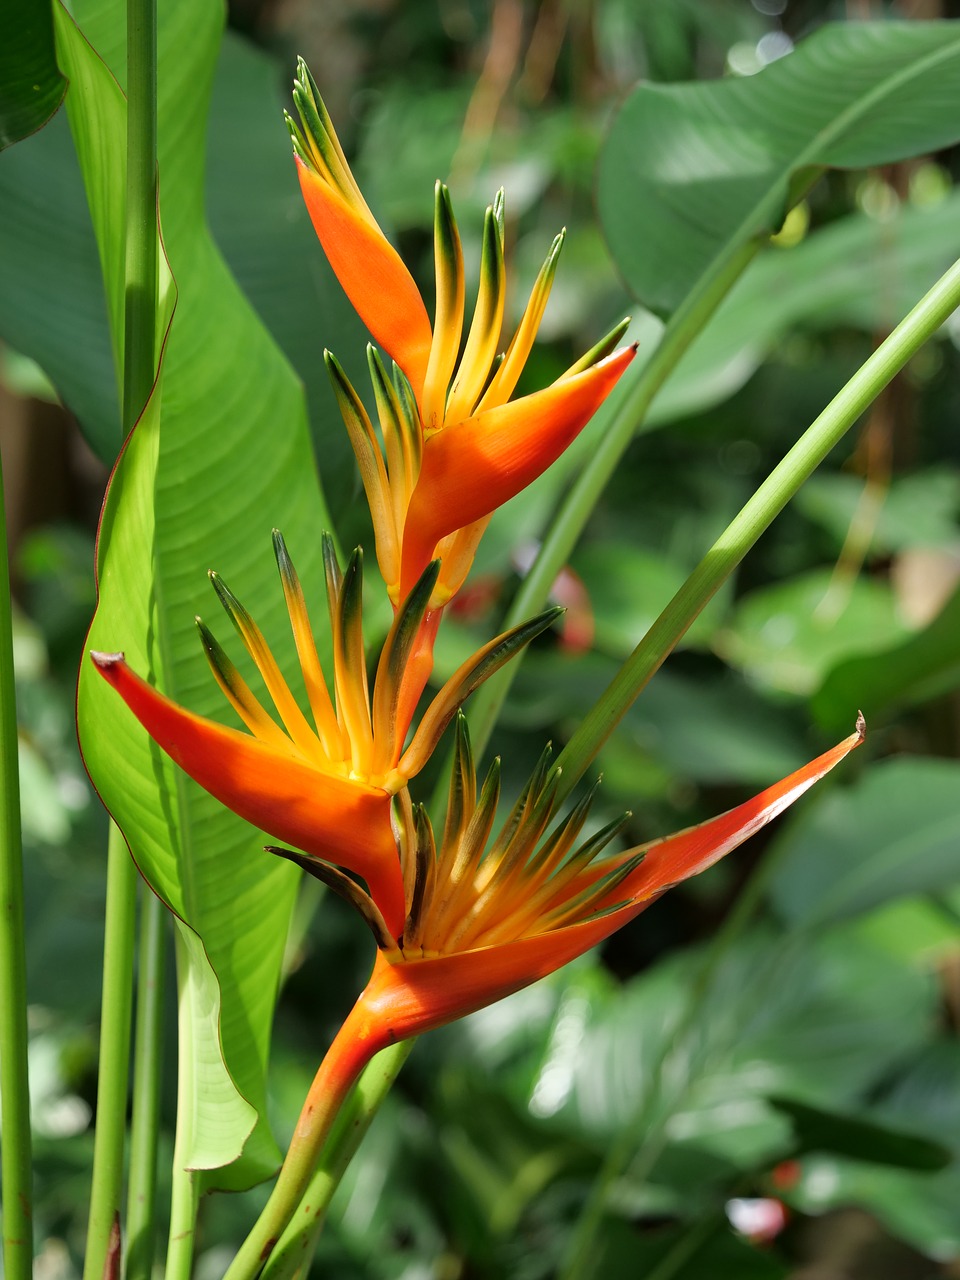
[3,0,960,1277]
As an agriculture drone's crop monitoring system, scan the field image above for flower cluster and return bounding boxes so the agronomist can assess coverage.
[93,58,862,1086]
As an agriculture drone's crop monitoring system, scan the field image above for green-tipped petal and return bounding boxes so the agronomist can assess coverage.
[269,846,397,950]
[422,182,465,431]
[326,352,400,591]
[399,607,563,779]
[371,560,441,765]
[292,58,376,223]
[476,229,565,413]
[443,202,506,426]
[403,805,438,952]
[208,571,320,758]
[331,548,374,773]
[196,618,290,752]
[441,712,477,853]
[272,531,344,758]
[560,317,632,380]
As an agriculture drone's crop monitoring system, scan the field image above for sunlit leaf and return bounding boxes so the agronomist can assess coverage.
[63,0,332,1185]
[600,20,960,316]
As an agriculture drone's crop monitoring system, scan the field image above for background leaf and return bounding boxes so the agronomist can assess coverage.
[0,0,66,151]
[768,757,960,927]
[599,20,960,316]
[813,581,960,735]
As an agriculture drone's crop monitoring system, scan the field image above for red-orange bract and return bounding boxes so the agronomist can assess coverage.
[287,59,636,609]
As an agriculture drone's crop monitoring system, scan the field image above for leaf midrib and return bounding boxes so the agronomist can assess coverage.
[672,28,960,322]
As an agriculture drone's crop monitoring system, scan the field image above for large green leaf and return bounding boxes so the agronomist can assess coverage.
[0,26,366,518]
[768,1096,951,1171]
[599,20,960,316]
[0,107,120,451]
[0,0,66,150]
[787,1045,960,1256]
[768,757,960,927]
[63,0,332,1185]
[463,926,934,1171]
[647,191,960,426]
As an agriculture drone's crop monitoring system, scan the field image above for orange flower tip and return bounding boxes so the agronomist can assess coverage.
[90,650,125,672]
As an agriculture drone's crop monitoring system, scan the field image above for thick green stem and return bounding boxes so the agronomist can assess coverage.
[0,455,32,1280]
[125,890,166,1280]
[551,252,960,801]
[259,1041,415,1280]
[224,1000,382,1280]
[83,823,138,1280]
[163,926,198,1280]
[467,237,762,761]
[84,0,159,1275]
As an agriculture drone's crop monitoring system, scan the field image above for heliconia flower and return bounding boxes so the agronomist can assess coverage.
[90,532,561,939]
[273,712,865,1038]
[287,59,637,606]
[247,714,864,1259]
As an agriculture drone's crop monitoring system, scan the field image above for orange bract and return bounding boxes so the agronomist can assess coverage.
[289,60,636,609]
[92,534,562,938]
[278,713,865,1042]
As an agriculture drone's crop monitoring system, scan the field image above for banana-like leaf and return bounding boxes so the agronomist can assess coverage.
[0,28,367,517]
[599,20,960,316]
[0,0,66,150]
[65,0,331,1186]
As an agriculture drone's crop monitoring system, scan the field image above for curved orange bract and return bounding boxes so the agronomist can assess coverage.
[92,653,407,938]
[297,158,433,399]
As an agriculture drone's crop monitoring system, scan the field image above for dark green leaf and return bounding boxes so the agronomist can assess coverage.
[769,757,960,926]
[813,580,960,736]
[0,0,66,151]
[769,1096,951,1171]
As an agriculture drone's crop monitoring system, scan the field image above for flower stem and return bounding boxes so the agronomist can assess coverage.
[223,999,384,1280]
[83,0,159,1272]
[83,823,138,1280]
[552,252,960,799]
[466,236,762,760]
[0,453,32,1280]
[125,890,166,1280]
[259,1041,415,1280]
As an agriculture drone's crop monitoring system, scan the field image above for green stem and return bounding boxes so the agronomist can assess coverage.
[84,0,159,1273]
[551,252,960,802]
[125,890,166,1280]
[163,927,200,1280]
[0,456,32,1280]
[467,237,762,761]
[224,1001,383,1280]
[259,1041,415,1280]
[83,823,138,1280]
[555,258,960,1280]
